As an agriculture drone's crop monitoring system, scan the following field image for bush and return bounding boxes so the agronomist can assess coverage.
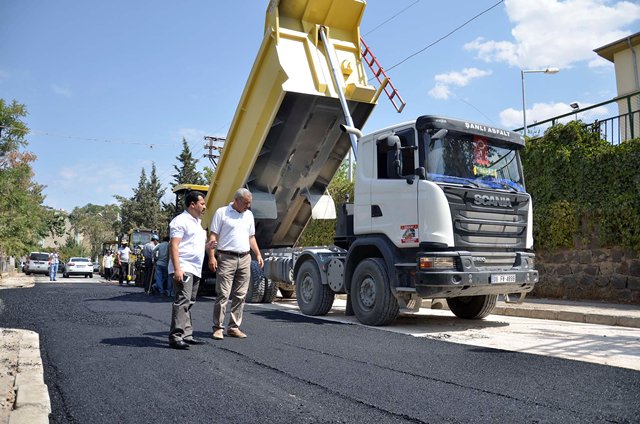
[522,122,640,252]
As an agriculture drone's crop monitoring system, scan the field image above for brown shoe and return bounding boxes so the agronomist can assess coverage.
[212,329,224,340]
[226,328,247,338]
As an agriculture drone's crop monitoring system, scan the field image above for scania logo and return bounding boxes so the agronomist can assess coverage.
[473,194,512,207]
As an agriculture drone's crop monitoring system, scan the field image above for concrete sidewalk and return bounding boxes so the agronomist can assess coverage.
[492,297,640,328]
[0,271,638,423]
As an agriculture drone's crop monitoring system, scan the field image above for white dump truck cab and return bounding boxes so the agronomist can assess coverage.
[332,115,538,324]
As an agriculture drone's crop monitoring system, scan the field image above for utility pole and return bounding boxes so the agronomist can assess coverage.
[203,136,225,169]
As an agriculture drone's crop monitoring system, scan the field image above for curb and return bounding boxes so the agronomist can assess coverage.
[492,305,640,328]
[8,330,50,424]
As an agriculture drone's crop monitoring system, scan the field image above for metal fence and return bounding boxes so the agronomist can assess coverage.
[514,90,640,144]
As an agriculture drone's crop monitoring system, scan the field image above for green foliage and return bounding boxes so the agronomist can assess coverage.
[203,166,215,183]
[173,138,206,186]
[68,204,120,258]
[522,121,640,252]
[0,99,52,256]
[116,163,167,238]
[59,237,89,260]
[296,161,355,246]
[0,99,29,155]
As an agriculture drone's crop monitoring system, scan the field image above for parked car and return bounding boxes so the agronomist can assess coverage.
[25,252,50,275]
[93,262,100,273]
[63,257,93,278]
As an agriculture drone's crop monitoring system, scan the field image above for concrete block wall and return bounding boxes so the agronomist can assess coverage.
[533,248,640,304]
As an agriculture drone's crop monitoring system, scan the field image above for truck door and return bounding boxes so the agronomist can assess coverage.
[369,128,419,247]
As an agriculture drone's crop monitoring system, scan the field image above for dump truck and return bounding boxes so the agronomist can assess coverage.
[197,0,538,325]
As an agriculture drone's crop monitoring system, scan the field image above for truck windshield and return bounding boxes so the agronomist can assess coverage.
[422,130,525,192]
[130,232,153,247]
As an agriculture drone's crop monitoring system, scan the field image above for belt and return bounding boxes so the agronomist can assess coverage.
[217,250,250,258]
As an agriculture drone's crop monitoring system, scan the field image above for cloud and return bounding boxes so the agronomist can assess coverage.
[51,83,72,97]
[428,68,492,100]
[59,167,77,180]
[464,0,640,69]
[176,128,207,141]
[499,101,610,129]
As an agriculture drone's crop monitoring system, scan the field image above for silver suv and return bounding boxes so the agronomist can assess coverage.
[25,252,50,275]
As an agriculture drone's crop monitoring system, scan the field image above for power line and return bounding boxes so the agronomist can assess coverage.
[454,95,497,126]
[362,0,421,36]
[386,0,505,72]
[0,124,177,149]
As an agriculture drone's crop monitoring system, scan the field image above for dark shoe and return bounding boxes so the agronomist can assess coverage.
[183,338,205,345]
[169,340,190,350]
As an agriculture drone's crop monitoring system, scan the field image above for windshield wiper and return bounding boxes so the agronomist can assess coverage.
[429,174,481,188]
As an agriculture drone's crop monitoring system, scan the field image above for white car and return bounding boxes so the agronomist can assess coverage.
[25,252,50,275]
[63,257,93,278]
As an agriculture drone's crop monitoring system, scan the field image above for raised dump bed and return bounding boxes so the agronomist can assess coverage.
[202,0,378,248]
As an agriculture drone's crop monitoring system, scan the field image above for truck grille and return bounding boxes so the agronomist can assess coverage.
[471,252,517,270]
[443,187,530,249]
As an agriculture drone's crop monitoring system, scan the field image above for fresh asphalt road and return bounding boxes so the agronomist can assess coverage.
[1,280,639,423]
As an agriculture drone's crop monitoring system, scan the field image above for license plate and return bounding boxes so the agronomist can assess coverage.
[491,274,516,283]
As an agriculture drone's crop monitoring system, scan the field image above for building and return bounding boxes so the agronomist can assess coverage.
[594,32,640,141]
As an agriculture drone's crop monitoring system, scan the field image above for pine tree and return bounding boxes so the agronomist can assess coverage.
[116,163,167,236]
[173,138,206,186]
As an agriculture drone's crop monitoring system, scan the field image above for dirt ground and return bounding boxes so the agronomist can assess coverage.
[0,329,20,424]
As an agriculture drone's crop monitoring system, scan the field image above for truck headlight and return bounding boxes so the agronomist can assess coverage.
[419,256,456,270]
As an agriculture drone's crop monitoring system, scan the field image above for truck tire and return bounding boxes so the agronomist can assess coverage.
[351,258,399,326]
[295,260,334,316]
[447,294,497,319]
[262,277,278,303]
[246,260,265,303]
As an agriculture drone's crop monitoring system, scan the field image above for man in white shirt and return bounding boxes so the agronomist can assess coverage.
[117,240,131,285]
[168,190,207,350]
[208,188,263,340]
[49,250,60,281]
[103,251,114,281]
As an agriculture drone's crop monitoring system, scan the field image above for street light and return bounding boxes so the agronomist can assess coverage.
[521,67,560,136]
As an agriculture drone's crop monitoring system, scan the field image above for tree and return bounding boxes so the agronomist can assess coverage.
[296,161,354,246]
[173,138,206,186]
[68,204,120,258]
[116,163,168,237]
[0,99,29,157]
[203,165,215,183]
[162,139,208,221]
[0,99,52,257]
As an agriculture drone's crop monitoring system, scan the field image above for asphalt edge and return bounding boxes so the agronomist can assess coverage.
[8,330,50,424]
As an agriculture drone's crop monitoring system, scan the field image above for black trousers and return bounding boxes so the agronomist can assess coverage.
[143,260,154,292]
[119,262,129,284]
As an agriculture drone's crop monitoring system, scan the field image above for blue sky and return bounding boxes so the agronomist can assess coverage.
[1,0,639,212]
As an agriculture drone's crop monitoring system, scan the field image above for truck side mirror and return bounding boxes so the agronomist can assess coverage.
[386,135,401,150]
[431,129,448,141]
[386,135,402,178]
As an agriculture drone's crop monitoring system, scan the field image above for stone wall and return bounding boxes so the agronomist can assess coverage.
[533,248,640,304]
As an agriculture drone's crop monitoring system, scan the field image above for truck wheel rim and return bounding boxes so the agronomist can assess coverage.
[301,275,313,302]
[359,276,376,308]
